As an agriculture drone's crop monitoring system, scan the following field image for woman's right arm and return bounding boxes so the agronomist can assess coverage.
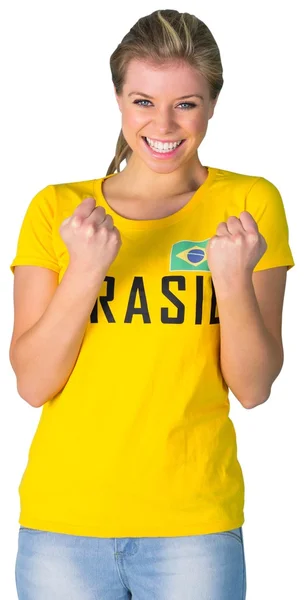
[10,195,122,407]
[9,264,105,408]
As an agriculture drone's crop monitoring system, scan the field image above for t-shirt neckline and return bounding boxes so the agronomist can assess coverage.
[93,166,217,231]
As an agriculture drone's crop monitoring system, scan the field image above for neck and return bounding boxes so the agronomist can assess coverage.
[115,153,208,200]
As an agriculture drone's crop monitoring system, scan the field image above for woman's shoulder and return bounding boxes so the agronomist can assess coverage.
[52,176,98,195]
[213,165,263,185]
[212,166,279,198]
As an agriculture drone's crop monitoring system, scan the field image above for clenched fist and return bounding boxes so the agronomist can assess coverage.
[59,197,122,277]
[206,211,267,284]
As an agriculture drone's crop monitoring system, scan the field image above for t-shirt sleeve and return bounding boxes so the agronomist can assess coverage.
[10,184,60,275]
[245,177,295,272]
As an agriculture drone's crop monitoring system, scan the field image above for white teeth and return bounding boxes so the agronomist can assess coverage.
[145,137,183,152]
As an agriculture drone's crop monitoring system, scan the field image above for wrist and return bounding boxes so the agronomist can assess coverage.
[212,270,253,296]
[66,262,107,287]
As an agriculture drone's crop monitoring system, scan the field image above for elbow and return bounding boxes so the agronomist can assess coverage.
[239,362,283,410]
[16,379,49,408]
[240,388,271,409]
[10,351,40,408]
[17,379,61,408]
[17,382,42,408]
[227,378,271,409]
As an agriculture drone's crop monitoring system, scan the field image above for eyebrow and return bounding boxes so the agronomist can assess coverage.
[128,91,204,101]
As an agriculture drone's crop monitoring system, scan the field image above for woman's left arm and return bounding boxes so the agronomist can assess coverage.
[214,266,287,409]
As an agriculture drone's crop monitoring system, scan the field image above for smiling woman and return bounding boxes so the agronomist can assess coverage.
[10,8,295,600]
[108,56,216,191]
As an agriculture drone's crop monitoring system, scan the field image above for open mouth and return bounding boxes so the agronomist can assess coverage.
[142,136,186,156]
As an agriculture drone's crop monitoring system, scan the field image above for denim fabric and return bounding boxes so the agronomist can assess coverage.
[15,525,246,599]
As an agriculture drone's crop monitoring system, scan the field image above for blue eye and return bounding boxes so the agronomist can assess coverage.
[179,102,196,110]
[133,99,196,110]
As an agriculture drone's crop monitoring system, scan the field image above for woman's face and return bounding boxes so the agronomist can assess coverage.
[115,58,218,173]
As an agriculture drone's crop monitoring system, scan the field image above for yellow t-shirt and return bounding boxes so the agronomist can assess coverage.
[10,166,295,537]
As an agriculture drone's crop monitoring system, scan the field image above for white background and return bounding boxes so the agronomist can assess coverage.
[1,1,303,598]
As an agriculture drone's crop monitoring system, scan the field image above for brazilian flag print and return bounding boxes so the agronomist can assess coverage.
[170,239,211,271]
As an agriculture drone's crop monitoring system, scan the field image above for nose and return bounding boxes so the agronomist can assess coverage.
[153,107,176,134]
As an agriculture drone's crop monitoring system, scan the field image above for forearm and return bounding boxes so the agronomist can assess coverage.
[13,265,104,407]
[213,274,283,408]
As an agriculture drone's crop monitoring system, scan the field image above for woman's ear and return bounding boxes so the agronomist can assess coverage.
[114,85,122,112]
[208,94,219,120]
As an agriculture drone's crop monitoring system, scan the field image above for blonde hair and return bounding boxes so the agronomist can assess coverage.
[106,9,223,175]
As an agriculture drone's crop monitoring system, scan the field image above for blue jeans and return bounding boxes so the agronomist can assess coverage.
[15,525,246,599]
